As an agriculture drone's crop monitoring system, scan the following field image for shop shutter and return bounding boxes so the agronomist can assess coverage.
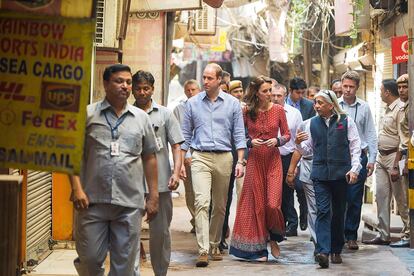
[25,170,52,265]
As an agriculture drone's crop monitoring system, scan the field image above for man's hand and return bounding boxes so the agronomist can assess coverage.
[184,157,192,167]
[235,163,245,178]
[286,169,297,189]
[366,163,375,177]
[145,194,159,222]
[180,165,187,180]
[346,171,358,184]
[168,173,180,190]
[295,131,309,145]
[71,187,89,210]
[251,139,264,147]
[390,167,400,182]
[263,138,278,147]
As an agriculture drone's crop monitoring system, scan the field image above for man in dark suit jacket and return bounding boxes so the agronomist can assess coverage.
[283,77,316,236]
[286,77,316,120]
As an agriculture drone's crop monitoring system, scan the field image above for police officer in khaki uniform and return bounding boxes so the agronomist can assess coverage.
[363,79,410,245]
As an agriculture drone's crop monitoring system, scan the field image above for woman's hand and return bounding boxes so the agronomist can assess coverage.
[251,139,264,147]
[263,138,278,147]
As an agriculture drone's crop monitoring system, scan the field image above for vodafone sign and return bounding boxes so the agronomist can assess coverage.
[392,35,408,64]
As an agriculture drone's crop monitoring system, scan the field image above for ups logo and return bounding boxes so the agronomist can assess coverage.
[40,82,80,112]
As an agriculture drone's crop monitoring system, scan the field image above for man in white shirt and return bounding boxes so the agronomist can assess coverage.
[271,83,303,236]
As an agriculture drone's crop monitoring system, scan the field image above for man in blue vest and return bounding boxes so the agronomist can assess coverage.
[297,90,361,268]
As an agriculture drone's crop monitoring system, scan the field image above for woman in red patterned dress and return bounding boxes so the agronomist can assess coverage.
[229,76,290,261]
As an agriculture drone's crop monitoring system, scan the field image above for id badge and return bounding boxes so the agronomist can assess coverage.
[110,141,120,156]
[156,137,164,149]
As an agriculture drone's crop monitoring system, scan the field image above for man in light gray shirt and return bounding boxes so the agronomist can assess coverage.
[133,70,184,276]
[70,64,159,276]
[338,70,378,250]
[173,79,200,233]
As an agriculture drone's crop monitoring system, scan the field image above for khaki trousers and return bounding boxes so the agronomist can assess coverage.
[183,162,195,228]
[191,151,233,254]
[375,152,410,241]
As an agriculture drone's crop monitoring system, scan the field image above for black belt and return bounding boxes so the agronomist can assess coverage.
[379,148,398,156]
[193,149,230,153]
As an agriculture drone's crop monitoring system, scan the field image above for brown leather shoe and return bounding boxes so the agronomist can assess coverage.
[330,253,342,264]
[362,237,390,245]
[347,240,359,250]
[196,253,209,267]
[210,247,223,261]
[315,253,329,268]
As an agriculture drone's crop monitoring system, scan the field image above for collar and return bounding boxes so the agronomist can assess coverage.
[338,96,362,107]
[100,98,134,116]
[201,90,225,101]
[286,96,300,106]
[133,99,160,114]
[387,98,400,111]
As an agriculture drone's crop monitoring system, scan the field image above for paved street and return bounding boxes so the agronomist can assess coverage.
[33,194,413,276]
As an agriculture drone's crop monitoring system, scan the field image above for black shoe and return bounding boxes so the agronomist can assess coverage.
[219,240,228,252]
[316,253,329,268]
[300,216,308,231]
[390,239,410,248]
[362,237,390,245]
[285,229,298,237]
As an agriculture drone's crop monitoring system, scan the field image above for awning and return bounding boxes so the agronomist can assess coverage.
[333,42,374,73]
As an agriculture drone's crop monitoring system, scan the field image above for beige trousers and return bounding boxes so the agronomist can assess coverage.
[375,152,410,241]
[191,151,233,254]
[183,162,195,228]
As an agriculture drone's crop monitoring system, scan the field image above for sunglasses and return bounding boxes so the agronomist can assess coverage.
[321,90,334,102]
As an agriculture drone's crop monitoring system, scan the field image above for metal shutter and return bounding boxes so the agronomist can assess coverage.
[26,170,52,265]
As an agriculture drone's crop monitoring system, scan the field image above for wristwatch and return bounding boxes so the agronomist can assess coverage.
[237,160,247,166]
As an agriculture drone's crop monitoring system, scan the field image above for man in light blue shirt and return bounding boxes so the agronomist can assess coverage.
[180,63,246,267]
[338,70,378,250]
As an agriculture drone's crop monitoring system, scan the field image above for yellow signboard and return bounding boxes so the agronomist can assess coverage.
[0,11,94,174]
[0,0,94,18]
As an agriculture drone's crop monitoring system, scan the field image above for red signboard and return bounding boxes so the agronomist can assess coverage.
[392,35,408,64]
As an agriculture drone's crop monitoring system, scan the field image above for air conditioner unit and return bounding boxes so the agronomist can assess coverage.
[95,0,125,48]
[189,3,217,36]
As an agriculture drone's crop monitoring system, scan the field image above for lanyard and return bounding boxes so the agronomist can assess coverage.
[341,102,358,121]
[104,111,127,140]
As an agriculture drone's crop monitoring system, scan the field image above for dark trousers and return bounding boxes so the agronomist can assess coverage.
[295,179,308,223]
[281,153,298,231]
[344,152,368,241]
[314,179,348,254]
[221,150,237,242]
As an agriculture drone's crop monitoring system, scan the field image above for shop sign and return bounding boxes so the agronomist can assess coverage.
[0,0,94,18]
[0,11,94,174]
[392,35,408,64]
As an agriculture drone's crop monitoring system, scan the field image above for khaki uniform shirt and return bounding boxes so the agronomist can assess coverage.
[399,101,410,151]
[378,98,403,151]
[81,99,158,209]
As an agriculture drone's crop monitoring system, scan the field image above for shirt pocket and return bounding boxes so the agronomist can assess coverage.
[86,124,109,149]
[121,132,142,155]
